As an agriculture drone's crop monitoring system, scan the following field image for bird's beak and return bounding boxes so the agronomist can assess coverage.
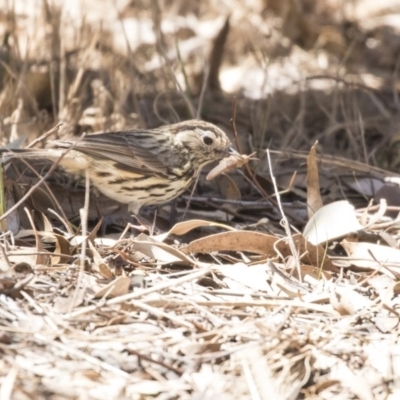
[225,146,238,155]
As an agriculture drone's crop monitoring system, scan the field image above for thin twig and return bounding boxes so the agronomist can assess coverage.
[67,266,213,319]
[0,133,86,223]
[197,63,210,119]
[7,158,74,235]
[25,122,62,149]
[70,168,91,314]
[181,173,201,221]
[181,195,272,207]
[230,99,270,199]
[266,149,302,282]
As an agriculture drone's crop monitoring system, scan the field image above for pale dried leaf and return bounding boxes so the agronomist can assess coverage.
[133,234,194,264]
[92,276,131,298]
[89,241,113,278]
[331,362,374,400]
[41,213,54,232]
[6,247,48,266]
[216,263,271,291]
[94,237,118,247]
[342,240,400,276]
[304,200,363,245]
[153,219,234,242]
[330,287,373,315]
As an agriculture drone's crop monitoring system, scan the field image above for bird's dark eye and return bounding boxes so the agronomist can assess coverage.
[203,136,214,145]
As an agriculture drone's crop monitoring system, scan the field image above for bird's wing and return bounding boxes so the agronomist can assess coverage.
[51,129,173,176]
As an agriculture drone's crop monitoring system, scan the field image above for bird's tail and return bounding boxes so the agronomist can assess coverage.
[1,148,89,173]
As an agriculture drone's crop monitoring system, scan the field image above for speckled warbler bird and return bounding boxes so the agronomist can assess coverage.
[5,120,236,214]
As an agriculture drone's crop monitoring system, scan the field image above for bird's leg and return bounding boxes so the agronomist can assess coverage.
[168,199,178,227]
[128,201,154,232]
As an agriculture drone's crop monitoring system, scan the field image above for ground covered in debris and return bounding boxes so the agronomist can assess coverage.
[1,0,400,398]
